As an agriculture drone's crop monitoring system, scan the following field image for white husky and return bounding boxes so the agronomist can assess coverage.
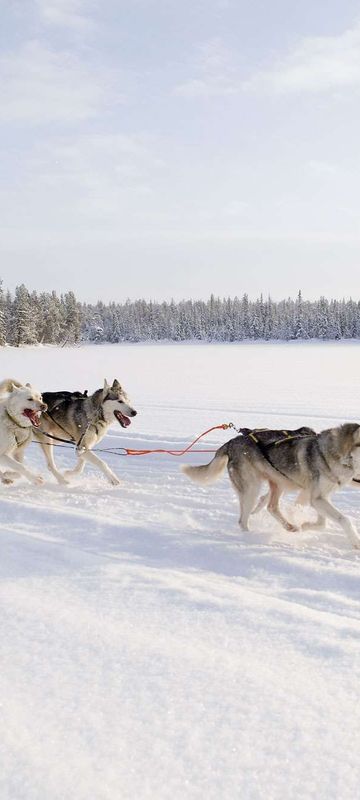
[0,379,47,485]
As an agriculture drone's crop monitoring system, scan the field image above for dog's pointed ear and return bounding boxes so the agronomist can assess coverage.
[101,378,110,399]
[112,379,120,389]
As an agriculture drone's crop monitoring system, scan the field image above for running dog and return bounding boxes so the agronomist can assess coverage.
[182,424,360,548]
[34,379,137,485]
[0,378,47,485]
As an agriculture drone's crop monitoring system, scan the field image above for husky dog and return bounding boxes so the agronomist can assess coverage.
[182,424,360,548]
[34,379,137,485]
[0,378,47,485]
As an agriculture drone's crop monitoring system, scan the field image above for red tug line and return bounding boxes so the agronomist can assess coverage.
[105,423,234,457]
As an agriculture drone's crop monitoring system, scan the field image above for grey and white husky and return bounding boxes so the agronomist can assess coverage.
[34,379,137,485]
[182,424,360,548]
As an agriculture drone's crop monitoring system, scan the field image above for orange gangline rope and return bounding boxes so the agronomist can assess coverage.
[121,423,234,457]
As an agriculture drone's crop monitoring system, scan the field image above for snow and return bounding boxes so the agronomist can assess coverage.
[1,341,360,800]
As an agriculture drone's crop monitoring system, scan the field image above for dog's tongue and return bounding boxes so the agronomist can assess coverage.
[114,410,131,427]
[23,409,41,426]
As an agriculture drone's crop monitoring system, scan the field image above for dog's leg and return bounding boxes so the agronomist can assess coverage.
[267,482,299,532]
[251,490,270,515]
[310,495,360,547]
[64,454,86,479]
[239,484,260,530]
[13,442,26,463]
[2,441,28,484]
[296,489,310,506]
[228,467,259,531]
[38,441,69,485]
[252,487,308,518]
[67,449,120,485]
[0,454,44,486]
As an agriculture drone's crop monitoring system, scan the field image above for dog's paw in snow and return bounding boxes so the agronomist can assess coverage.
[108,474,121,486]
[31,474,45,486]
[1,470,19,485]
[57,474,70,486]
[285,523,299,533]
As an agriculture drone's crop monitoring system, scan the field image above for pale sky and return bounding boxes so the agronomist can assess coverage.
[1,0,360,302]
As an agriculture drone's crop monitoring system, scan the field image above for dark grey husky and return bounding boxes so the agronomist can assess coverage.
[182,424,360,548]
[34,379,137,485]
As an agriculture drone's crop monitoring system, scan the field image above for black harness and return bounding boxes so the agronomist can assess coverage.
[34,389,110,448]
[241,428,315,483]
[35,391,91,447]
[242,428,359,487]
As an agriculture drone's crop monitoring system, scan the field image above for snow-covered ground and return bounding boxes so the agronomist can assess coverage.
[1,342,360,800]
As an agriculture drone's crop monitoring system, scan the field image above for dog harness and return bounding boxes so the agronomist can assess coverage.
[5,408,29,429]
[242,428,315,484]
[5,408,33,443]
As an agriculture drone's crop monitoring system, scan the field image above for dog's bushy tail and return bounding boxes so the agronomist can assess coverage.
[181,446,229,485]
[0,378,23,396]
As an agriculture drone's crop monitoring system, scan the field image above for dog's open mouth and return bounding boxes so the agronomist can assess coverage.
[23,409,41,427]
[114,409,131,428]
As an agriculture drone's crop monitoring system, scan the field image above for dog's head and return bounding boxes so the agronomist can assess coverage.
[7,382,47,427]
[100,379,137,428]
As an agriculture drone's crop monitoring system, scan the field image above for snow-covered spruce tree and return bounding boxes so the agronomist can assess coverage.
[231,296,242,340]
[192,299,206,340]
[12,284,38,346]
[30,290,43,342]
[249,299,264,339]
[109,306,122,343]
[83,307,105,342]
[294,290,308,339]
[37,291,66,343]
[338,298,353,338]
[354,301,360,338]
[0,279,6,345]
[262,296,276,340]
[4,290,14,344]
[240,294,250,339]
[342,299,358,339]
[63,291,82,344]
[314,297,330,340]
[328,300,341,340]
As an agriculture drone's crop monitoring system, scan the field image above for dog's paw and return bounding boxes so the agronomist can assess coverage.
[31,474,45,486]
[301,521,312,531]
[285,523,299,533]
[350,533,360,549]
[1,470,19,485]
[57,474,70,486]
[108,474,121,486]
[63,470,77,481]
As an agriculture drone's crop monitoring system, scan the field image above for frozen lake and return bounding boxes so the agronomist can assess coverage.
[1,341,360,800]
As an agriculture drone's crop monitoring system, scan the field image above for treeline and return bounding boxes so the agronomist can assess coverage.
[1,282,360,345]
